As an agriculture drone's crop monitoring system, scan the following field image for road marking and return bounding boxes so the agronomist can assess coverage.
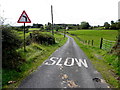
[44,57,57,65]
[44,57,88,68]
[56,58,62,66]
[64,58,74,66]
[75,58,88,68]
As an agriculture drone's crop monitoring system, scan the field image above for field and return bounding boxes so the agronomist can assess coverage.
[68,30,119,88]
[68,30,118,48]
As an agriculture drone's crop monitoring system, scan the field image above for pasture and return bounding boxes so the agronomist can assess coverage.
[68,30,118,49]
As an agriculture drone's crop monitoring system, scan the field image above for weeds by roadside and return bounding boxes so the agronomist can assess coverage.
[2,29,67,88]
[68,32,119,88]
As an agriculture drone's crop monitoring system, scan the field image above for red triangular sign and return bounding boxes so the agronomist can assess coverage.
[17,10,31,23]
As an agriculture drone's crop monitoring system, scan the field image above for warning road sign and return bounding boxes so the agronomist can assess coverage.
[17,10,31,23]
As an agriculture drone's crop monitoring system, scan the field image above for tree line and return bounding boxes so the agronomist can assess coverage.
[104,20,120,30]
[30,20,120,30]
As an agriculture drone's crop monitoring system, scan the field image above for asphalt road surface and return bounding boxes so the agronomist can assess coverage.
[18,35,109,88]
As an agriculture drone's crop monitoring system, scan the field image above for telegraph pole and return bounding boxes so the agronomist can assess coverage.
[51,5,54,35]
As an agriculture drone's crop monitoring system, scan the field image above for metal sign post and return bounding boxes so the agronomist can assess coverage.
[23,23,26,52]
[17,10,31,52]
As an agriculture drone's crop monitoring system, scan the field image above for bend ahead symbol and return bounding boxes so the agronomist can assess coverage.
[23,15,27,22]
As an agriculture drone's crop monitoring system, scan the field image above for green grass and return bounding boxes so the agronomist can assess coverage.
[68,30,118,48]
[13,28,41,39]
[68,30,119,88]
[13,30,31,40]
[17,29,53,39]
[29,28,40,31]
[18,32,31,39]
[2,32,67,88]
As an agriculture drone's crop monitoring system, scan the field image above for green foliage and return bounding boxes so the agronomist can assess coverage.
[32,31,55,45]
[93,26,104,30]
[2,26,23,69]
[111,21,114,25]
[32,23,43,28]
[45,22,52,30]
[110,24,117,30]
[109,20,120,30]
[12,27,23,31]
[80,21,90,29]
[2,69,22,86]
[116,22,120,29]
[104,22,110,29]
[29,28,40,31]
[69,34,119,88]
[3,33,67,88]
[55,25,59,31]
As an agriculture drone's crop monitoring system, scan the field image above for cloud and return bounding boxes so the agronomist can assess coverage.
[0,0,119,26]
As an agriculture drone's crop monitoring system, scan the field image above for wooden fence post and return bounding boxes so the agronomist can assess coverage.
[100,38,103,49]
[88,40,90,45]
[92,40,94,46]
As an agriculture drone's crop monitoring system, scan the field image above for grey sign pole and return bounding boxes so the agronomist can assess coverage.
[17,10,31,52]
[24,23,26,52]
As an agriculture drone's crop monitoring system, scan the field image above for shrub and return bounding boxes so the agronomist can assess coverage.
[31,31,55,45]
[2,26,23,69]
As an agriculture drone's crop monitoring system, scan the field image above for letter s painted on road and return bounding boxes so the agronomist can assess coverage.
[44,57,57,65]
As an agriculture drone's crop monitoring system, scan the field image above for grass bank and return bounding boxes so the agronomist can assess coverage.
[68,30,119,88]
[3,32,67,88]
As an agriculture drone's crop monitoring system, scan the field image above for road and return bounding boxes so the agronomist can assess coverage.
[18,35,109,88]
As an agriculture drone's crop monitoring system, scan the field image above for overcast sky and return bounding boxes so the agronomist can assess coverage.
[0,0,119,26]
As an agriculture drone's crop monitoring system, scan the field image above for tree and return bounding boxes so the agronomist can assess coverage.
[45,22,51,30]
[55,25,59,31]
[80,21,90,29]
[104,22,110,29]
[110,23,117,30]
[32,23,43,28]
[116,22,120,29]
[111,20,114,25]
[76,24,80,30]
[110,20,117,30]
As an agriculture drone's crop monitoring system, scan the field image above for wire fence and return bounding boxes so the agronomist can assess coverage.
[70,33,116,52]
[102,38,116,51]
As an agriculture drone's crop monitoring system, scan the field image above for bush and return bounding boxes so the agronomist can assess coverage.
[2,26,23,69]
[32,31,55,45]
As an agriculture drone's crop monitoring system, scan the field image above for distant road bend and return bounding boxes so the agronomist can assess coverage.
[19,35,109,88]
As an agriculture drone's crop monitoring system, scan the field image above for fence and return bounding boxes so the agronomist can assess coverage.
[101,38,116,51]
[70,34,116,52]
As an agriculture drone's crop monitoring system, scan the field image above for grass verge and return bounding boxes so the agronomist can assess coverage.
[2,33,67,88]
[68,34,119,88]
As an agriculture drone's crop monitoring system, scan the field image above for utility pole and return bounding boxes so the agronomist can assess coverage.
[51,5,54,35]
